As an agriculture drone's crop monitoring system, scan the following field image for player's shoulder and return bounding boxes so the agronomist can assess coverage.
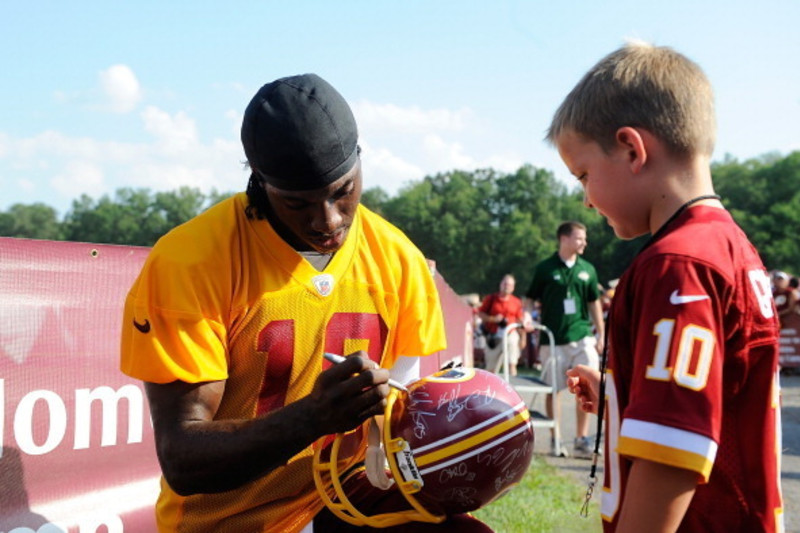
[149,193,246,268]
[356,204,425,257]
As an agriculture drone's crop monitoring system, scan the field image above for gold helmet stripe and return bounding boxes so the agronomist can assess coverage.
[414,401,528,454]
[415,408,531,469]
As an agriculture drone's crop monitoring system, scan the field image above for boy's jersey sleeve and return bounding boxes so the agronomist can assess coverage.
[617,255,726,481]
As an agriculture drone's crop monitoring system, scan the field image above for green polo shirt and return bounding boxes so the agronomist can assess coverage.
[526,252,600,345]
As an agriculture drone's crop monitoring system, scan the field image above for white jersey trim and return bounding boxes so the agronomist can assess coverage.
[620,418,718,461]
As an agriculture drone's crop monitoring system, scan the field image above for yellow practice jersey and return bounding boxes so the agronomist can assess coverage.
[120,193,446,532]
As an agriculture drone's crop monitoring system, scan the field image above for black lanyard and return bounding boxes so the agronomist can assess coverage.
[560,259,578,297]
[580,194,721,517]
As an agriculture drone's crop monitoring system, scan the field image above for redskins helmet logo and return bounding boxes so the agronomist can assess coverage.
[312,368,534,527]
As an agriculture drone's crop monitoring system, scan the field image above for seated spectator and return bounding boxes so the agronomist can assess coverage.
[477,274,525,376]
[790,277,800,314]
[773,271,798,327]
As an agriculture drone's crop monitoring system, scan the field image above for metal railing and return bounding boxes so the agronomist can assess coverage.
[494,321,562,456]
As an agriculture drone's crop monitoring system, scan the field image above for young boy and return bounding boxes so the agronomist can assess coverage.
[554,43,784,532]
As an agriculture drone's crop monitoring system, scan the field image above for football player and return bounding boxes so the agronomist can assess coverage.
[121,74,493,532]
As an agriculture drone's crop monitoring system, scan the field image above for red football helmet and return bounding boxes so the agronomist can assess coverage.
[313,367,535,527]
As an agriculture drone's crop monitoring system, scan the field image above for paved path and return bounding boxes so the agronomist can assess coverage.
[781,372,800,532]
[517,371,800,532]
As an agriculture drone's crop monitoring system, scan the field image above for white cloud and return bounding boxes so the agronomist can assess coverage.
[225,109,242,139]
[50,161,106,199]
[352,101,470,133]
[141,106,199,153]
[1,94,529,214]
[17,178,35,193]
[349,100,527,193]
[99,64,142,114]
[359,140,423,193]
[0,105,246,214]
[422,134,476,170]
[350,101,482,192]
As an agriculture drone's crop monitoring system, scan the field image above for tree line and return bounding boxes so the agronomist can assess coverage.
[2,151,799,296]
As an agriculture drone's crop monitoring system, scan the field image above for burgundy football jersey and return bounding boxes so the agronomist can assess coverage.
[603,206,784,532]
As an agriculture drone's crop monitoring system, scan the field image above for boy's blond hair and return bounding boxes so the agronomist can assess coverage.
[548,42,716,159]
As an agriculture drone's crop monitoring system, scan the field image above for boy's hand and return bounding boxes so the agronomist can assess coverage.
[566,364,601,414]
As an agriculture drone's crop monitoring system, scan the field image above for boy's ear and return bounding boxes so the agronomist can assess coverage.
[615,127,647,174]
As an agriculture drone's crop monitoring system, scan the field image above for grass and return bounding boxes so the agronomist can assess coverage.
[472,455,601,533]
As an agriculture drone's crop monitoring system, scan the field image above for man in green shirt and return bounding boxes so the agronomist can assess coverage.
[526,221,605,458]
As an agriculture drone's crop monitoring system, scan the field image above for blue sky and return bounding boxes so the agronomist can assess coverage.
[1,0,798,216]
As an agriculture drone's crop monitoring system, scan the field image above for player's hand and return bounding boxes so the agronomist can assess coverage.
[310,351,390,435]
[566,364,601,414]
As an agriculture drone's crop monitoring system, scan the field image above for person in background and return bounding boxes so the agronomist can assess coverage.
[526,221,605,458]
[477,274,525,376]
[773,270,798,327]
[790,276,800,314]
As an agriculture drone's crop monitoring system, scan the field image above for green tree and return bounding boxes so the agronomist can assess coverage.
[62,187,208,246]
[360,187,389,215]
[207,189,237,208]
[154,187,207,230]
[379,165,599,295]
[0,203,62,240]
[4,150,799,286]
[714,151,800,273]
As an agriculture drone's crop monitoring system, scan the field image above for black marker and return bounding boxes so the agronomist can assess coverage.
[323,352,408,392]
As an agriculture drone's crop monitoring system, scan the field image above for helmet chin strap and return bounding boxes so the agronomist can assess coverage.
[365,416,394,490]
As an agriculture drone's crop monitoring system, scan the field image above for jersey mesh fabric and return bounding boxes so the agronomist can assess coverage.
[120,194,446,533]
[604,206,783,533]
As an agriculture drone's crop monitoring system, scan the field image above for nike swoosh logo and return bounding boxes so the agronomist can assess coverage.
[133,318,151,333]
[669,290,710,305]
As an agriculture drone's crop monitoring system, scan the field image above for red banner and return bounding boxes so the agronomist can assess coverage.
[0,237,471,532]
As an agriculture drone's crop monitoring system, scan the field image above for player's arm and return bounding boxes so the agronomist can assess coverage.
[615,458,697,533]
[145,353,390,496]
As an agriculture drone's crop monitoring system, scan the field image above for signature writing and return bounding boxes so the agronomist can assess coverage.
[444,486,478,507]
[476,439,531,474]
[438,462,477,484]
[436,385,497,422]
[410,410,437,439]
[494,467,521,491]
[407,390,436,439]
